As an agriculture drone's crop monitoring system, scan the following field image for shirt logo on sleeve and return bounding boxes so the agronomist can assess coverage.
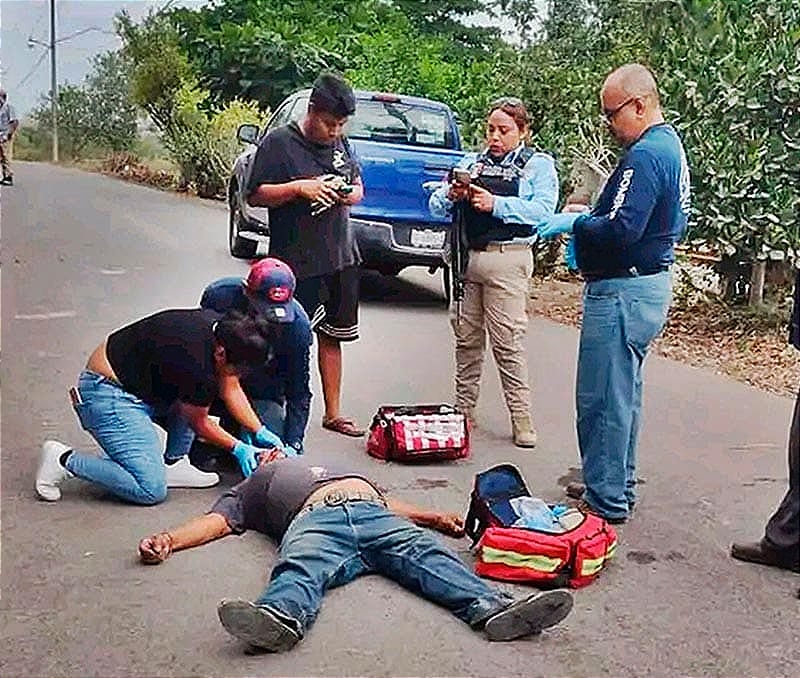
[610,168,634,220]
[678,146,691,214]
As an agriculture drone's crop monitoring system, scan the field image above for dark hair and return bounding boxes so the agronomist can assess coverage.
[310,72,356,118]
[214,310,271,368]
[488,97,530,132]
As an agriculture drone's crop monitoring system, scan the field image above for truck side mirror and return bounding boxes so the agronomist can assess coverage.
[237,124,259,145]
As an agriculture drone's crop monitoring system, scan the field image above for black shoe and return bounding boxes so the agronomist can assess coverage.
[483,590,574,642]
[730,541,800,573]
[565,481,585,499]
[218,599,301,652]
[188,438,238,473]
[1,176,12,186]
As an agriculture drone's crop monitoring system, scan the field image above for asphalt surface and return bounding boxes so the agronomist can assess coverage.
[1,162,798,677]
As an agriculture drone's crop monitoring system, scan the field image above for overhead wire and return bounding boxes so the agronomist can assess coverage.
[13,48,49,91]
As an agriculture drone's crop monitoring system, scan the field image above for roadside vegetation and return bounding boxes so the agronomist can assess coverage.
[14,0,800,379]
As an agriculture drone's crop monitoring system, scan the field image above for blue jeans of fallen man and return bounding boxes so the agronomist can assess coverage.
[65,370,195,505]
[255,500,513,634]
[577,271,672,520]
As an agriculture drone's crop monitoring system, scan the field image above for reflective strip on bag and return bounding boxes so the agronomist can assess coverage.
[481,545,563,573]
[580,539,617,576]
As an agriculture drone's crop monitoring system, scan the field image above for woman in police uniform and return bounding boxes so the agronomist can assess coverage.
[429,98,558,447]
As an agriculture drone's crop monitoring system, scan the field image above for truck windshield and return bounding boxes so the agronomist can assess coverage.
[347,100,455,149]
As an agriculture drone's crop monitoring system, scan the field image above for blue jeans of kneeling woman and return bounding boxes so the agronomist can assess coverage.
[577,271,672,520]
[256,500,513,633]
[65,370,195,505]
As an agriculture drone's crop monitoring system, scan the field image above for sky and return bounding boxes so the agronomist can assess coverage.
[0,1,206,117]
[0,0,523,119]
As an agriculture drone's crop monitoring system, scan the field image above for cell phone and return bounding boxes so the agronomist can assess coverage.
[452,168,471,185]
[69,386,83,407]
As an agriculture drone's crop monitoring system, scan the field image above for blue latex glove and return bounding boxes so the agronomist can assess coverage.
[231,440,260,477]
[565,237,578,270]
[537,212,580,240]
[253,425,286,452]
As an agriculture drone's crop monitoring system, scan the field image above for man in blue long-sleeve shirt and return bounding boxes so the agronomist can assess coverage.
[198,258,313,463]
[538,64,690,523]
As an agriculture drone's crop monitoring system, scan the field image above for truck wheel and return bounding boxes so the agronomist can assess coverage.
[376,264,403,277]
[229,198,257,259]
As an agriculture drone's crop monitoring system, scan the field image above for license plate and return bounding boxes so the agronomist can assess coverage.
[410,229,446,249]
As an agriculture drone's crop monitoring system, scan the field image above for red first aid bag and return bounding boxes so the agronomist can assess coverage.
[367,404,469,462]
[464,464,617,588]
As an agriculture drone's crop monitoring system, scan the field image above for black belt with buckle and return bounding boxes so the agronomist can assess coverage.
[583,265,670,282]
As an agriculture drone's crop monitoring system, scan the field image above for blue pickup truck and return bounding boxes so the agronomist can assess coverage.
[228,89,464,293]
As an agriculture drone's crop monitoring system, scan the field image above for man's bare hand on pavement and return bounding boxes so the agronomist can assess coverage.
[138,532,173,564]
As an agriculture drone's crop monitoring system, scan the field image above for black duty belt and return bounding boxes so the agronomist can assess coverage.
[583,265,671,282]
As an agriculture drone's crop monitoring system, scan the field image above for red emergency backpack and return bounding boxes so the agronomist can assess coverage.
[464,464,617,589]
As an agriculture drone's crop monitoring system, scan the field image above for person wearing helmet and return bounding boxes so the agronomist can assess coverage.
[198,257,313,466]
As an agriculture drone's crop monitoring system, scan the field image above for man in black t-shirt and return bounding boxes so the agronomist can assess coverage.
[246,72,366,437]
[35,309,280,505]
[138,455,574,652]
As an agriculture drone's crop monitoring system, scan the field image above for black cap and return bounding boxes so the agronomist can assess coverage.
[310,73,356,118]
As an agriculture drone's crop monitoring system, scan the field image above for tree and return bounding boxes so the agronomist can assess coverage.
[117,8,270,198]
[30,50,138,159]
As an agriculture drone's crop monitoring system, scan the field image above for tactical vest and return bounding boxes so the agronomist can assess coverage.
[463,147,536,249]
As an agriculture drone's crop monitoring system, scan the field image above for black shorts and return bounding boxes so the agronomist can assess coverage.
[294,266,360,342]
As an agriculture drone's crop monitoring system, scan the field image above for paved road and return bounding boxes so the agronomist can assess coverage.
[1,162,798,677]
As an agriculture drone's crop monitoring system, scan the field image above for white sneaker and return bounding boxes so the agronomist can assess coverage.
[165,456,219,488]
[35,440,74,501]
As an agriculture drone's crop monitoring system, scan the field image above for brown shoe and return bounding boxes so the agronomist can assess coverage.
[569,498,628,525]
[730,541,800,573]
[322,416,365,437]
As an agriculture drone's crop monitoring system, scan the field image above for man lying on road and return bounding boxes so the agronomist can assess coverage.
[138,454,574,652]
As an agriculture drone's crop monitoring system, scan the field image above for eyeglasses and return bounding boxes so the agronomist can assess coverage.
[600,96,638,125]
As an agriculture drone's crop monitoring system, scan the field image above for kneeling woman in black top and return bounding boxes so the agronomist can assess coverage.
[36,309,277,505]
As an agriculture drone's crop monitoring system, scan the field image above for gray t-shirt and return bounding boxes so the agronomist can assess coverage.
[209,458,373,540]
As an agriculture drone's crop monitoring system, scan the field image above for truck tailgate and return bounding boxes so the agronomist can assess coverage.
[350,139,463,225]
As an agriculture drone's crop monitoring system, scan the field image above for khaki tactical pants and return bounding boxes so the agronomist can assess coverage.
[451,246,533,418]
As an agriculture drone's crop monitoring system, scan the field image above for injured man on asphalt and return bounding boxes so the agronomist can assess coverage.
[138,452,574,652]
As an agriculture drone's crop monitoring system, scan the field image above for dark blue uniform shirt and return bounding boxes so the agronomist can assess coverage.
[574,123,690,275]
[200,278,313,447]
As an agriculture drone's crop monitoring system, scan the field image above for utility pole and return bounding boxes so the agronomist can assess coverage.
[50,0,58,163]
